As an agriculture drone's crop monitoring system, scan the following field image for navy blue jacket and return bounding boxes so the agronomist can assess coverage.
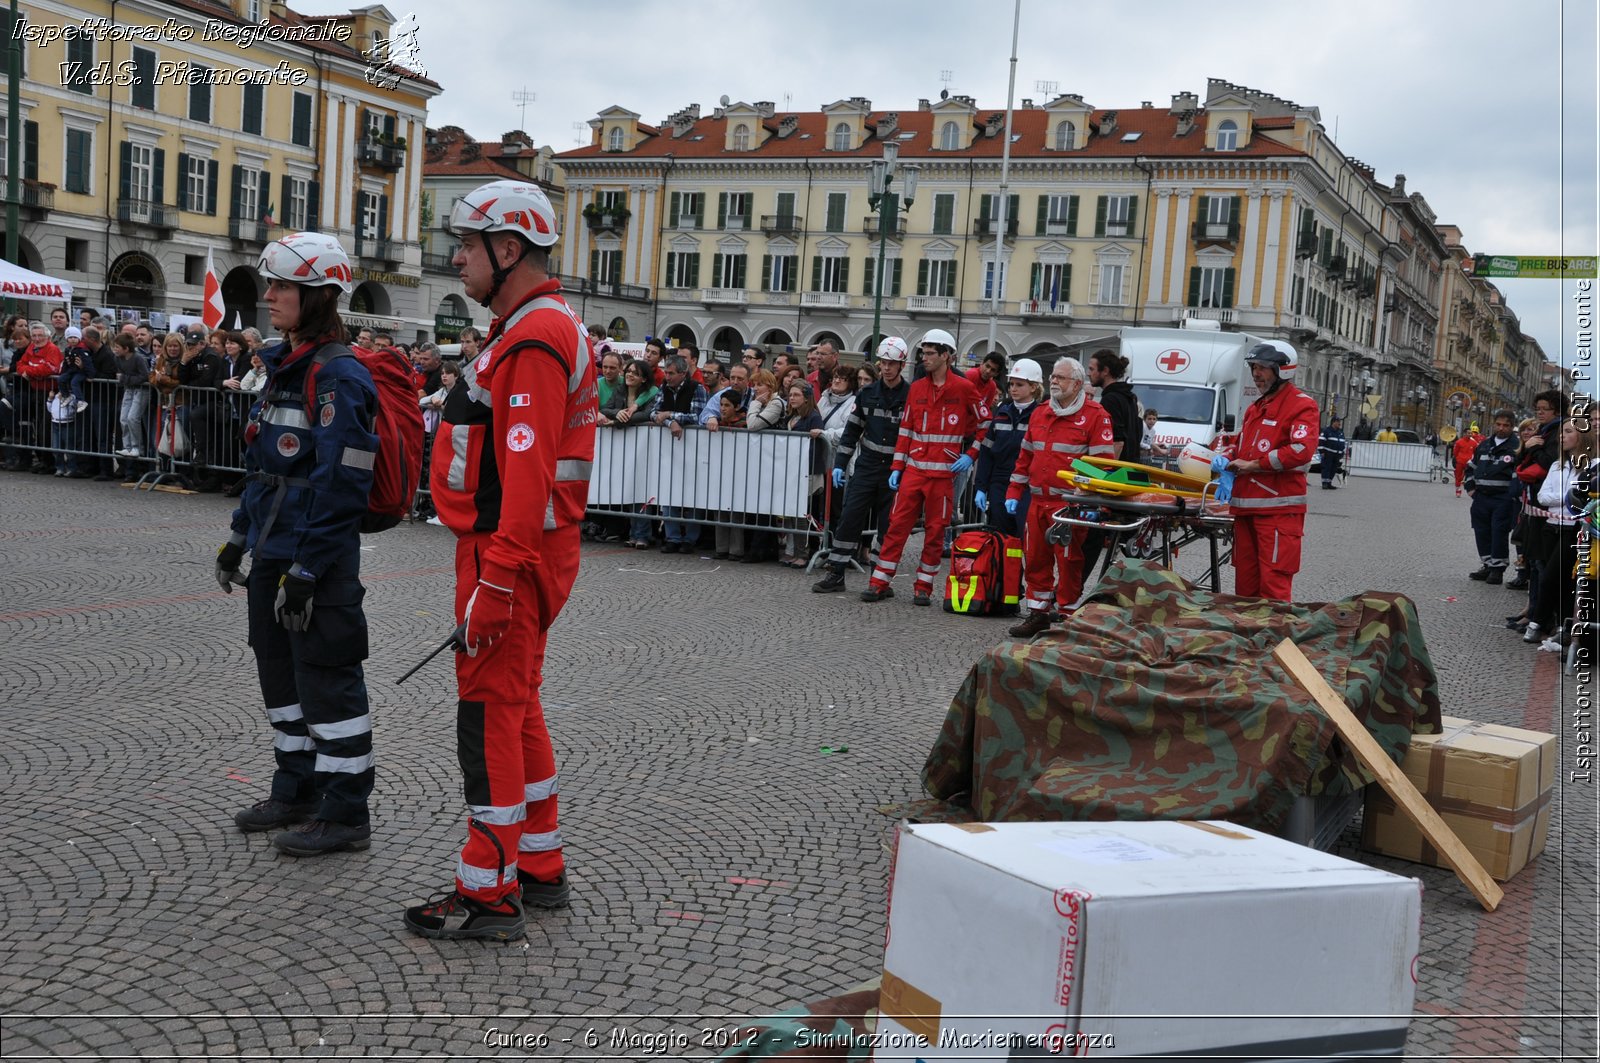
[230,340,379,576]
[1464,433,1520,495]
[834,376,909,475]
[975,398,1038,495]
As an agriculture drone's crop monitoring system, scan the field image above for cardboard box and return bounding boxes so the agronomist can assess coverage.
[1362,715,1555,882]
[878,820,1420,1059]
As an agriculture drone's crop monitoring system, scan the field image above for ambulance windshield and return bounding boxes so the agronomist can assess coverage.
[1128,383,1216,425]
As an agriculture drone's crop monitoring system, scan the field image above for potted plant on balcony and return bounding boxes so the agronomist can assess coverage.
[582,202,631,226]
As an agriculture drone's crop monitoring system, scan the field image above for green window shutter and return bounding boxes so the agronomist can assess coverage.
[689,253,700,288]
[838,258,849,292]
[761,254,772,291]
[1229,196,1241,225]
[590,249,600,278]
[733,255,746,288]
[664,251,676,286]
[744,207,752,231]
[1222,268,1236,308]
[811,255,822,291]
[258,171,271,219]
[23,121,38,181]
[1029,262,1042,298]
[229,164,243,218]
[1126,195,1138,232]
[917,259,929,296]
[280,174,291,223]
[1195,195,1209,235]
[669,192,680,227]
[152,148,165,205]
[933,195,953,234]
[891,259,902,296]
[712,252,723,287]
[306,180,319,230]
[176,153,189,209]
[944,264,957,298]
[717,192,727,230]
[1035,195,1048,235]
[1187,267,1201,307]
[118,142,132,202]
[692,196,704,228]
[1320,229,1332,264]
[1007,194,1020,234]
[378,194,389,239]
[1094,196,1107,237]
[978,193,992,222]
[785,256,798,292]
[826,195,845,232]
[205,159,218,215]
[1067,195,1079,236]
[1061,264,1072,299]
[610,255,622,284]
[862,257,875,296]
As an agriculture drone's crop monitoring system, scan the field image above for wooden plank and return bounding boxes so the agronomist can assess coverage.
[1273,638,1503,912]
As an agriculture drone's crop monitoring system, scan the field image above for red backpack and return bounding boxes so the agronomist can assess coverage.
[307,343,424,533]
[942,530,1024,616]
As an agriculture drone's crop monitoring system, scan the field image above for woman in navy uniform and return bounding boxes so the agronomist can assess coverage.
[213,232,381,856]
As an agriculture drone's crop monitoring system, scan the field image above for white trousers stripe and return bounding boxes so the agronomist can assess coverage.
[274,732,317,753]
[525,774,559,803]
[267,703,303,724]
[469,803,527,827]
[308,714,372,741]
[458,856,517,891]
[518,828,564,852]
[315,752,375,774]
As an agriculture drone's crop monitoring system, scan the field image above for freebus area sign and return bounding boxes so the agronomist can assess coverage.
[1469,255,1597,279]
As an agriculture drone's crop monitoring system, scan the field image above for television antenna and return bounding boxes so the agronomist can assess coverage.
[570,121,585,145]
[1034,79,1058,96]
[511,87,536,129]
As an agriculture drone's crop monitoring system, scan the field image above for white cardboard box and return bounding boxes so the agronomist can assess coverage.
[877,820,1420,1060]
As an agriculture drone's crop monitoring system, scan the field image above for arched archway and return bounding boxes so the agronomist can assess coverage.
[349,281,391,317]
[607,315,630,341]
[808,329,844,350]
[663,322,696,347]
[709,325,743,353]
[106,250,165,310]
[0,235,44,272]
[221,266,262,331]
[759,328,791,347]
[434,293,473,341]
[1026,341,1059,356]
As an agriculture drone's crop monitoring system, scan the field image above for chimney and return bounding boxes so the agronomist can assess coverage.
[918,98,931,111]
[984,112,1005,137]
[500,130,533,152]
[269,0,289,17]
[777,114,799,138]
[875,112,900,138]
[1096,110,1118,137]
[668,107,698,138]
[1169,91,1198,114]
[713,106,726,120]
[755,100,775,117]
[1141,100,1153,109]
[1175,110,1196,136]
[1021,98,1033,109]
[1393,173,1407,195]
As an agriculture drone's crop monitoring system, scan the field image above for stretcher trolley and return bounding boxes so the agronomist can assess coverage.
[1044,457,1235,593]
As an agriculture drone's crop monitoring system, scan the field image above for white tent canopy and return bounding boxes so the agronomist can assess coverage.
[0,258,72,304]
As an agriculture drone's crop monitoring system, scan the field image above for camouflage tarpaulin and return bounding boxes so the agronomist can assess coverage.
[921,559,1443,831]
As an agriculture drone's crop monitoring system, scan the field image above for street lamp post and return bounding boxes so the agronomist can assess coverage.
[867,142,918,358]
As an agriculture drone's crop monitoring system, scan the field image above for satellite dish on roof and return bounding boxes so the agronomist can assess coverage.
[719,94,731,107]
[940,89,949,100]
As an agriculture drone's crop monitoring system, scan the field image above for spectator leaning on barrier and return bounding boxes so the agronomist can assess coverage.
[48,306,69,345]
[700,360,725,396]
[702,363,752,431]
[746,369,784,430]
[178,327,229,493]
[603,358,659,549]
[643,337,668,386]
[973,357,1043,538]
[651,353,707,554]
[56,326,91,411]
[112,332,151,463]
[594,349,622,417]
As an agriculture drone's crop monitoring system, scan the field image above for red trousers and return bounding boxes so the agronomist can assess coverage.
[868,470,953,595]
[1022,497,1088,613]
[1231,512,1304,602]
[453,529,579,902]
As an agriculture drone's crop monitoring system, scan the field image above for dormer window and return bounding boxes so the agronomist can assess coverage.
[832,122,851,151]
[243,0,260,20]
[607,126,623,151]
[1054,120,1075,150]
[940,121,959,150]
[732,123,750,151]
[1216,119,1238,152]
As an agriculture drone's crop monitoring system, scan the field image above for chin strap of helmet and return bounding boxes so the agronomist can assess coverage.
[474,232,531,308]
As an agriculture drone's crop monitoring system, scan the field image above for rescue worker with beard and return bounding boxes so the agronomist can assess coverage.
[860,329,989,606]
[216,232,379,857]
[1223,340,1320,601]
[811,337,912,593]
[402,180,597,941]
[1004,357,1116,638]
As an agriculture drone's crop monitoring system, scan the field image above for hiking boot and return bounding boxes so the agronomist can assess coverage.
[271,818,371,856]
[912,590,932,607]
[517,869,572,909]
[812,569,847,593]
[403,889,525,941]
[1008,609,1055,639]
[1484,567,1504,585]
[1468,565,1492,581]
[860,584,894,603]
[234,797,317,833]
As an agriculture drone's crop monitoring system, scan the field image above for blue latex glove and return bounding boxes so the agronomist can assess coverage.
[888,470,901,491]
[974,490,988,512]
[1210,454,1230,474]
[831,467,846,489]
[951,453,974,476]
[1004,497,1018,515]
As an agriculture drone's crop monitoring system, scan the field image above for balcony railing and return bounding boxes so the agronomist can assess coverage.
[863,214,905,238]
[1018,298,1072,319]
[586,280,650,302]
[760,214,803,235]
[1192,220,1241,242]
[1042,220,1074,236]
[700,288,748,306]
[585,211,629,232]
[355,138,404,171]
[1175,306,1237,325]
[722,215,750,231]
[800,291,849,308]
[7,178,54,217]
[974,216,1019,238]
[674,216,703,230]
[906,294,957,313]
[355,237,398,263]
[116,197,175,229]
[228,217,272,244]
[422,250,456,272]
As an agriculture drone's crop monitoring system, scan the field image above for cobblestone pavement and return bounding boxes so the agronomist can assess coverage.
[0,471,1595,1059]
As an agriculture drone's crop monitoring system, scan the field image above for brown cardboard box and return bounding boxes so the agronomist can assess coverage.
[1362,715,1555,881]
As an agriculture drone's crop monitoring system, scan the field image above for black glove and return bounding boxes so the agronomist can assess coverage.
[215,538,247,593]
[274,568,316,632]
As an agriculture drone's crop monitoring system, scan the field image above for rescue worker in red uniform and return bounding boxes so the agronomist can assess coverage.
[861,329,988,606]
[1224,341,1320,602]
[1453,424,1482,497]
[1004,357,1116,638]
[403,180,597,941]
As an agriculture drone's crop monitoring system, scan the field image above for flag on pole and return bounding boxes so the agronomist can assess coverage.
[1049,271,1059,311]
[202,248,226,330]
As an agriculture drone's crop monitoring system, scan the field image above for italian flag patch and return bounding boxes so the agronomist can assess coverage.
[508,394,530,407]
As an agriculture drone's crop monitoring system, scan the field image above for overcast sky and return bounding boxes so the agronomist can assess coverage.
[309,0,1598,373]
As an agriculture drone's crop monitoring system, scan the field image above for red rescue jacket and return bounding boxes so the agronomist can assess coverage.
[891,371,989,478]
[1006,399,1116,503]
[1228,383,1320,515]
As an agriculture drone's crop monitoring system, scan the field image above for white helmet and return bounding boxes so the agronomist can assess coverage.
[447,179,560,248]
[257,232,353,294]
[1008,358,1043,384]
[1244,339,1298,382]
[875,336,909,363]
[921,328,956,351]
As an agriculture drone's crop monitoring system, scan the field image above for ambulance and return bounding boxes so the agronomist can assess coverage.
[1118,318,1272,453]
